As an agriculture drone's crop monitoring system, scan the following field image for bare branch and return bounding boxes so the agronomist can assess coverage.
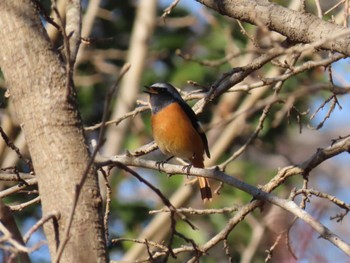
[0,178,38,199]
[96,134,350,256]
[149,205,241,215]
[0,200,31,263]
[10,196,41,212]
[161,0,180,20]
[23,211,60,243]
[196,0,350,55]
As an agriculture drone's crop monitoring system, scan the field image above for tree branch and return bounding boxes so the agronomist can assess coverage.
[96,134,350,256]
[196,0,350,55]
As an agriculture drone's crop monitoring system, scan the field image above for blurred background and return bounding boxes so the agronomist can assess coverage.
[1,0,350,262]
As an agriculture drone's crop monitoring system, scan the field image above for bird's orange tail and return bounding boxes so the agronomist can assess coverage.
[191,157,212,202]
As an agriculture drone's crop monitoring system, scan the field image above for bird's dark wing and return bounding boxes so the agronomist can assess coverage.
[178,100,211,158]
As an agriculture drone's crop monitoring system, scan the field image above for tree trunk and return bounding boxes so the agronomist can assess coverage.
[0,1,108,262]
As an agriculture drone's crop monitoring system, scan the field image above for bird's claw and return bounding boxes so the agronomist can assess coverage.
[155,160,165,172]
[155,156,174,172]
[182,164,193,175]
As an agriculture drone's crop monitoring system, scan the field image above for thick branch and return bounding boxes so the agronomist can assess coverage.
[196,0,350,55]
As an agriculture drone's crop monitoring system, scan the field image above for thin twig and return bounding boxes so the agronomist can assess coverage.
[324,0,346,15]
[149,205,241,215]
[0,178,38,199]
[100,168,112,242]
[0,127,33,172]
[84,105,148,131]
[265,233,283,262]
[23,211,60,243]
[161,0,180,20]
[9,196,41,212]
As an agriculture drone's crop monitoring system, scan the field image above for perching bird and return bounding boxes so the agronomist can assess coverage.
[145,82,212,202]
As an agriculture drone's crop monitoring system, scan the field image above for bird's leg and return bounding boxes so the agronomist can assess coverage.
[183,153,201,183]
[182,152,197,176]
[155,156,174,171]
[182,163,193,175]
[182,164,196,184]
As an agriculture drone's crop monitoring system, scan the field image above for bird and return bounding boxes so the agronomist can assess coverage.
[144,82,212,202]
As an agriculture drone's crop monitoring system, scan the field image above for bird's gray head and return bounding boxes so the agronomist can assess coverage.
[144,82,184,113]
[144,82,183,101]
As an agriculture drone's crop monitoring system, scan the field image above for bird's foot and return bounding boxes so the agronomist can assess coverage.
[155,156,174,171]
[182,164,193,175]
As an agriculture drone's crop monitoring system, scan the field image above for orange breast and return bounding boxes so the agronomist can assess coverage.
[151,103,204,163]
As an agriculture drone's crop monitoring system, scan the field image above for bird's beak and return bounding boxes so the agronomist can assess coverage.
[144,85,158,95]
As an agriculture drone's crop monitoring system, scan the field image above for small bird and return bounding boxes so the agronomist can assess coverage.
[145,82,212,202]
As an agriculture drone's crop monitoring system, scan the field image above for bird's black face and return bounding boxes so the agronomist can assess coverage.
[144,83,182,114]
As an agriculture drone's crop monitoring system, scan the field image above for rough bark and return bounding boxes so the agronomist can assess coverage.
[0,1,107,262]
